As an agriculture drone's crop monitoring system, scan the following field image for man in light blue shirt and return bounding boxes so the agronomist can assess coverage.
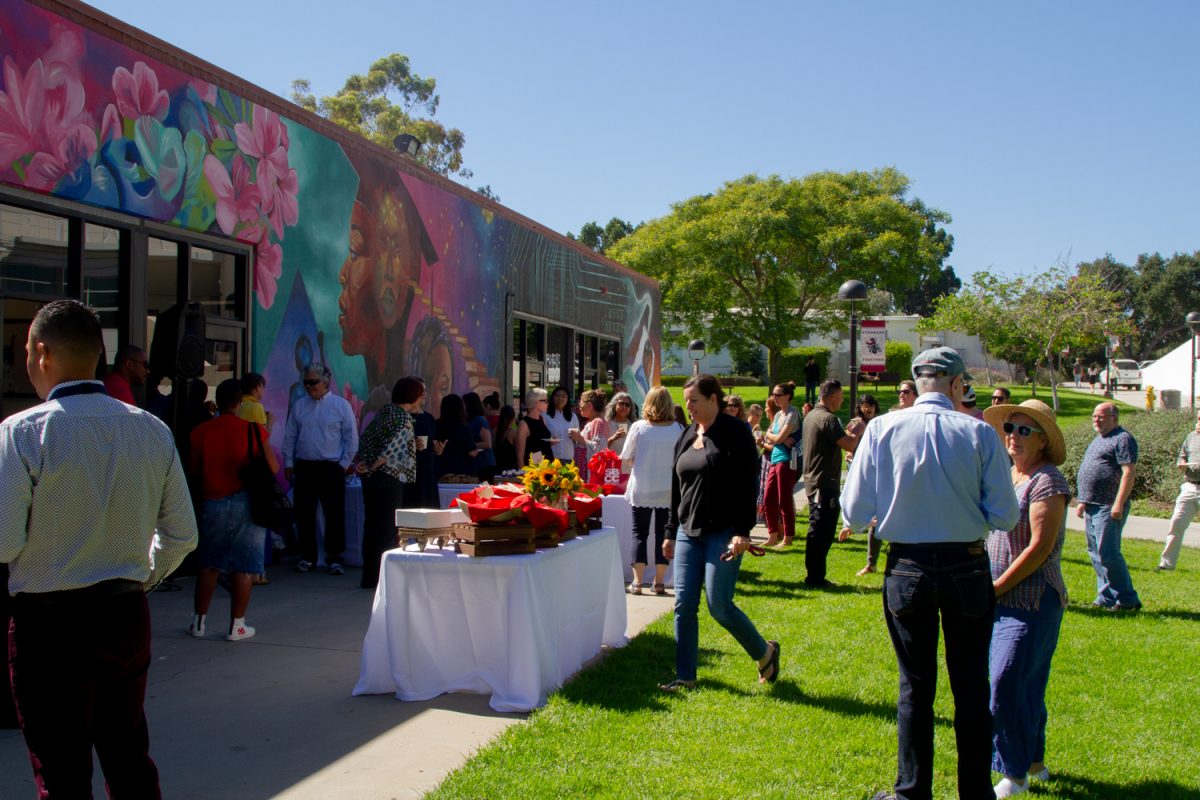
[843,347,1018,800]
[282,362,358,574]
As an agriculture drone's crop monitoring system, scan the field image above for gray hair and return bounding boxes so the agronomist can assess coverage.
[304,362,332,384]
[916,373,955,396]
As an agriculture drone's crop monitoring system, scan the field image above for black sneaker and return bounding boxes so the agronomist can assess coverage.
[328,562,345,576]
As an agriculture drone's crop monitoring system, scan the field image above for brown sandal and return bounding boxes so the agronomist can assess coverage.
[653,582,666,595]
[658,678,696,693]
[758,640,780,684]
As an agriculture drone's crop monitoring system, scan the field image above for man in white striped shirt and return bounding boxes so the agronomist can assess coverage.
[0,300,197,798]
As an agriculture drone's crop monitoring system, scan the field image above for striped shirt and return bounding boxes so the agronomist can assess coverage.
[987,465,1071,610]
[0,380,198,594]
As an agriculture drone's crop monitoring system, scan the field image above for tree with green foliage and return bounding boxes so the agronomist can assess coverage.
[1078,252,1200,361]
[291,54,470,179]
[568,217,638,254]
[897,264,962,316]
[918,267,1130,409]
[608,169,953,385]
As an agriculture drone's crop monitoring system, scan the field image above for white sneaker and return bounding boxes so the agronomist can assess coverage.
[187,618,205,638]
[228,623,256,641]
[1029,767,1050,782]
[994,777,1028,798]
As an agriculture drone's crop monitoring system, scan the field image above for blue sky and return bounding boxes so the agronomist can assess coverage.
[87,0,1198,282]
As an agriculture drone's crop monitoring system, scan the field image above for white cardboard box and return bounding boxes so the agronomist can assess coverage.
[395,508,464,529]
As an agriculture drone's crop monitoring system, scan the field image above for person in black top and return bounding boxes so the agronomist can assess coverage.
[659,374,779,692]
[515,387,555,467]
[400,377,441,509]
[434,394,479,479]
[493,405,519,472]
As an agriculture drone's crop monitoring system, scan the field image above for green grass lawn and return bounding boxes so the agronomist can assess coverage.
[426,528,1199,800]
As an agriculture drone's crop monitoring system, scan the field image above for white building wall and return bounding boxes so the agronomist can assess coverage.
[662,316,1008,382]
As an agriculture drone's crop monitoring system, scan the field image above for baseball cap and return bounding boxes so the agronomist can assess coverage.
[911,346,974,381]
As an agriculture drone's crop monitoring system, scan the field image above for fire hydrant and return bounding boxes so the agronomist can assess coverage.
[1145,385,1155,411]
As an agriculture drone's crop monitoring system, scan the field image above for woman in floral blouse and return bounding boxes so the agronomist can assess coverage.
[354,377,420,589]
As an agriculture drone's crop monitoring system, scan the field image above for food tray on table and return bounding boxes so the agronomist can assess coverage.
[450,522,537,557]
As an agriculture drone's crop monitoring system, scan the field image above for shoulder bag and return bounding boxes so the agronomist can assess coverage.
[239,422,294,530]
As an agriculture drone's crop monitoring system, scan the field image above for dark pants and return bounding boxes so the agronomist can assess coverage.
[9,583,161,799]
[294,459,347,564]
[804,488,839,585]
[805,381,818,405]
[361,471,408,589]
[631,506,668,565]
[883,542,995,800]
[0,564,15,729]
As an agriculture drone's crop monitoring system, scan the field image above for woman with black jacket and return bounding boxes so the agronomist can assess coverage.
[659,374,780,692]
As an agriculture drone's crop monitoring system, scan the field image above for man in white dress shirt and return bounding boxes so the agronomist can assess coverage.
[282,362,358,574]
[0,299,197,797]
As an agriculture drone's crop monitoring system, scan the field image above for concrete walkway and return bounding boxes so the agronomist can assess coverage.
[2,511,1195,799]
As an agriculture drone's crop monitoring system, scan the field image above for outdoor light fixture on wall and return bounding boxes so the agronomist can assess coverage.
[688,339,706,377]
[393,134,423,157]
[837,279,868,415]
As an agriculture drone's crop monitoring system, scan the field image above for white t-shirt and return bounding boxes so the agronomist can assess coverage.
[543,409,580,462]
[623,420,684,508]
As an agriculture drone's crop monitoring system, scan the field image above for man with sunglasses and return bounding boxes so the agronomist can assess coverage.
[843,346,1018,800]
[1076,402,1141,610]
[282,362,358,575]
[991,387,1012,405]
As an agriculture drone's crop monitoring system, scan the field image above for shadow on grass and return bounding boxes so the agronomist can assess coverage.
[557,631,726,712]
[1050,773,1199,800]
[1065,604,1200,622]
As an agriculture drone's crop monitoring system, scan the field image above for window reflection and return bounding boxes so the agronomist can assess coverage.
[84,223,120,365]
[0,205,68,296]
[190,247,242,321]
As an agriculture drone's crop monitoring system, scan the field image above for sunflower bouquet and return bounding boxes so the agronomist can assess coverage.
[521,456,584,507]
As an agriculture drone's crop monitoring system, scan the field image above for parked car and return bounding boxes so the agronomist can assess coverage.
[1104,359,1142,390]
[1138,360,1157,371]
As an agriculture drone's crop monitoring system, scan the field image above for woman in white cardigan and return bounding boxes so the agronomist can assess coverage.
[622,386,684,594]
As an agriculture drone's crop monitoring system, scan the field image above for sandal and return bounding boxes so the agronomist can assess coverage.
[758,640,780,684]
[653,582,666,596]
[627,582,643,595]
[658,678,696,693]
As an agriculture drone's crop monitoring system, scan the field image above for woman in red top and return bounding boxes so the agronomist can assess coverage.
[187,379,280,642]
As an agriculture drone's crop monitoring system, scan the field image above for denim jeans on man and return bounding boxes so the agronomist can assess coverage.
[883,542,995,800]
[672,529,768,681]
[990,585,1063,779]
[1082,501,1140,608]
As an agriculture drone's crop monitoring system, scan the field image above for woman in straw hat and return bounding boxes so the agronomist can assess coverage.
[981,399,1071,798]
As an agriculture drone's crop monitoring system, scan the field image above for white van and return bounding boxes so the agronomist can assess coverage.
[1105,359,1142,390]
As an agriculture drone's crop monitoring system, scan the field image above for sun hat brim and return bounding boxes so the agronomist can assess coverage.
[982,399,1066,466]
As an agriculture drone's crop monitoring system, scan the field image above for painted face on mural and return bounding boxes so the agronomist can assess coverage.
[338,202,379,357]
[374,191,422,329]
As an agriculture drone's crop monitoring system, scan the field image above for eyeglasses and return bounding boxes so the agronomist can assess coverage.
[1092,414,1113,421]
[1002,421,1043,438]
[770,392,788,398]
[537,398,549,404]
[303,379,321,387]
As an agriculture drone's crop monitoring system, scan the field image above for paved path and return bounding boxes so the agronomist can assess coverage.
[2,512,1195,798]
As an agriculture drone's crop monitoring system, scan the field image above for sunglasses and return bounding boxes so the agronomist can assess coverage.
[898,389,915,395]
[303,379,322,387]
[1002,421,1042,438]
[991,395,1006,401]
[617,401,632,406]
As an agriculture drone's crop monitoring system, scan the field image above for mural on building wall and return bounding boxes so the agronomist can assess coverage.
[0,0,660,444]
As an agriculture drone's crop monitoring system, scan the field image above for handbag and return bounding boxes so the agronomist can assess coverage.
[238,422,293,530]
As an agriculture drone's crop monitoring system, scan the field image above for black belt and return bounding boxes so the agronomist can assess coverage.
[889,539,985,552]
[15,579,143,604]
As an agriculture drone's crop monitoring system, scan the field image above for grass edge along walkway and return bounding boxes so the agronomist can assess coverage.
[425,532,1200,800]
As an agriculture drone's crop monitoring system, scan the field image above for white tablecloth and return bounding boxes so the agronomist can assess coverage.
[438,482,481,510]
[353,527,628,712]
[603,494,674,587]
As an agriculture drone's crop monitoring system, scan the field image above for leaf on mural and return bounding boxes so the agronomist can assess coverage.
[210,138,238,161]
[182,129,207,197]
[134,116,185,201]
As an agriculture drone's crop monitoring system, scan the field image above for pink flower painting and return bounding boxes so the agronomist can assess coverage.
[111,61,169,121]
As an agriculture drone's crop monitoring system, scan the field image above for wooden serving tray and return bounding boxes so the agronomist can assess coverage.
[458,540,536,557]
[450,522,536,543]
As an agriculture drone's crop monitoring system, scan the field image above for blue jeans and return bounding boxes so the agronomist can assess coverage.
[990,585,1064,778]
[1082,502,1140,608]
[672,530,769,682]
[883,542,995,800]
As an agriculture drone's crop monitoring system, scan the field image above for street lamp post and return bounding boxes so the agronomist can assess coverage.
[1187,312,1200,411]
[837,279,868,415]
[688,339,706,377]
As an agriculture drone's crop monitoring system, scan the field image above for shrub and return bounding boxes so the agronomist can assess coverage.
[780,346,830,384]
[659,375,688,387]
[657,375,760,387]
[1059,408,1193,505]
[885,340,912,376]
[728,339,766,381]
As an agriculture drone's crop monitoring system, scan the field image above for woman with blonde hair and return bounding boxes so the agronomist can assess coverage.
[623,387,684,594]
[515,387,554,467]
